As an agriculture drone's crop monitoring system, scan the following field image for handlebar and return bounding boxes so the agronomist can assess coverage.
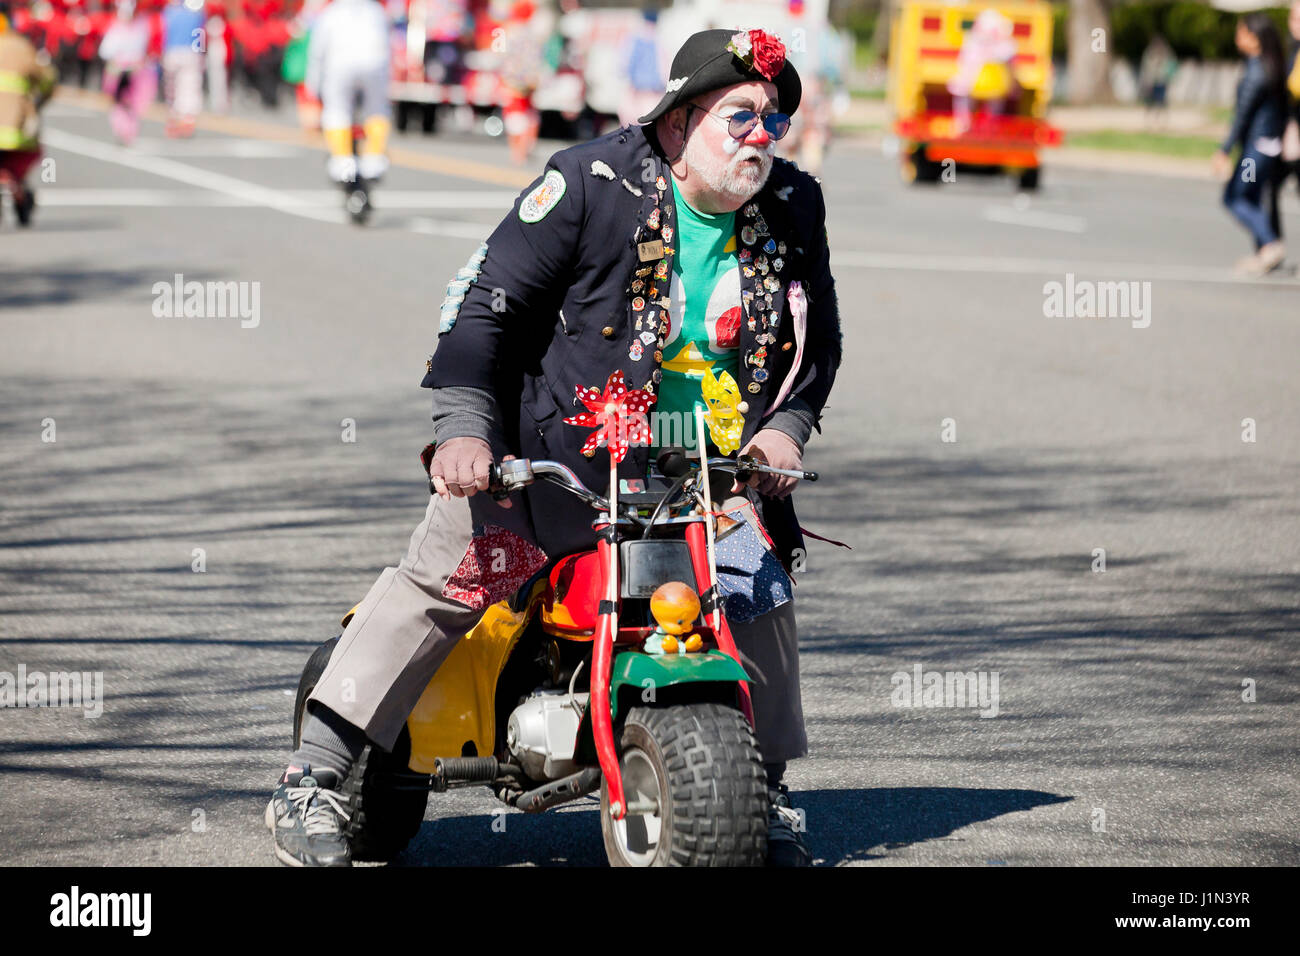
[489,458,608,508]
[486,453,817,508]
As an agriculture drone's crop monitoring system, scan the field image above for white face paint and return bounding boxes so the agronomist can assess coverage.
[683,118,775,206]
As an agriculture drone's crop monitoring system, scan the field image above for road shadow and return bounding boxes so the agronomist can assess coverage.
[12,218,122,234]
[797,786,1071,864]
[0,263,179,309]
[1,374,1296,864]
[391,786,1069,867]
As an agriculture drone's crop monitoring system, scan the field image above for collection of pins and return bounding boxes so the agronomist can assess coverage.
[621,176,790,406]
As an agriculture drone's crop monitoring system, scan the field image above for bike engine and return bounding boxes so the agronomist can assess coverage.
[506,689,588,781]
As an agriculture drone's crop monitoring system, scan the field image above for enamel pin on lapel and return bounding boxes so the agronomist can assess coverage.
[638,240,664,262]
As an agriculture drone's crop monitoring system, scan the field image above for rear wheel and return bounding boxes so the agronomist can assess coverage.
[1017,166,1040,191]
[600,702,767,867]
[910,145,942,184]
[293,637,428,861]
[340,729,426,860]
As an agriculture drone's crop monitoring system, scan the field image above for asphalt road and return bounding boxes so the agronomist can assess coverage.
[1,93,1297,867]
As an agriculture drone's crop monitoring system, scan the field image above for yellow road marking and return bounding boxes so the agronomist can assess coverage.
[53,85,536,189]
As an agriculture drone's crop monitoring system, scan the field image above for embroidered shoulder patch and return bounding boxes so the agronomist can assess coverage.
[519,169,567,223]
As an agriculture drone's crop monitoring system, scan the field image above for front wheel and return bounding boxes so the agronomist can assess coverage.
[345,186,371,224]
[600,702,768,867]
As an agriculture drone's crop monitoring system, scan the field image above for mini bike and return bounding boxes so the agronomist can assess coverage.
[293,447,816,867]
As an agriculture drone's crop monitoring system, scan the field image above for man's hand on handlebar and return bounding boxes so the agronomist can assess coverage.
[429,437,513,509]
[731,429,803,499]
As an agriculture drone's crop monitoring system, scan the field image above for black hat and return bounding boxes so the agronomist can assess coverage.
[637,28,802,127]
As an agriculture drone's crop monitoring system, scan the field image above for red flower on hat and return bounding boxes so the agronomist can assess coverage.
[728,29,786,82]
[563,370,656,463]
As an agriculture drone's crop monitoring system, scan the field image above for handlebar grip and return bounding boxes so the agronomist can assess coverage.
[734,455,818,483]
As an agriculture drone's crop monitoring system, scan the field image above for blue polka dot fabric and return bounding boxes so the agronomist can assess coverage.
[714,505,794,624]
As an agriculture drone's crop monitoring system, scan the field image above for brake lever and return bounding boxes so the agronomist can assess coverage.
[488,459,539,501]
[486,462,510,501]
[735,454,819,482]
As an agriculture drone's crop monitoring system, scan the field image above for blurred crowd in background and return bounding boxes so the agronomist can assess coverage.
[1,0,1298,274]
[0,0,851,169]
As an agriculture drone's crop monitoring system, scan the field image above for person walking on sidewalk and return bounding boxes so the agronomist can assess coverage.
[1213,12,1289,275]
[1275,0,1300,206]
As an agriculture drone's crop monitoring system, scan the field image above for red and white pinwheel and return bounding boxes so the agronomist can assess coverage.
[563,370,656,463]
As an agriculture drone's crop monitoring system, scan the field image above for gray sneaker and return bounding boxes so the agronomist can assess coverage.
[766,784,812,867]
[265,765,353,867]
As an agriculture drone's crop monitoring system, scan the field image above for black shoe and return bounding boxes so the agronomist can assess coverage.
[766,784,812,867]
[265,764,353,867]
[14,187,35,227]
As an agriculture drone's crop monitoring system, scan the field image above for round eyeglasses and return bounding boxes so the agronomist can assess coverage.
[689,106,791,142]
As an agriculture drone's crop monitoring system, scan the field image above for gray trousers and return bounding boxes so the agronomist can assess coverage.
[308,491,808,764]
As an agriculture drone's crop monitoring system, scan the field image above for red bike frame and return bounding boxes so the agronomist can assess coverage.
[588,511,755,822]
[590,520,623,818]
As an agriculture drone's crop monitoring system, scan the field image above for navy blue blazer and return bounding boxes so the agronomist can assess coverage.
[424,124,843,565]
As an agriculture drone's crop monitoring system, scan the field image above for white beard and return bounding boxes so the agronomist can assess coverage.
[685,137,775,206]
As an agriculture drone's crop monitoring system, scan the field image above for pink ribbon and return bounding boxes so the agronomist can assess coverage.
[764,280,808,416]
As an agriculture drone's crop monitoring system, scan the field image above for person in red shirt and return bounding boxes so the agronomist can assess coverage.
[10,2,34,37]
[249,0,283,107]
[81,0,114,88]
[498,0,540,165]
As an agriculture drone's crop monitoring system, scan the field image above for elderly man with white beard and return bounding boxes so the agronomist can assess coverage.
[266,27,842,868]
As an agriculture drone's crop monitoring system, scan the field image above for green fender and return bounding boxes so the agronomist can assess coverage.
[609,650,750,720]
[574,650,751,765]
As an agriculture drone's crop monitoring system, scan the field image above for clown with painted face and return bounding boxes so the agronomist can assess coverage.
[268,28,841,870]
[637,30,808,481]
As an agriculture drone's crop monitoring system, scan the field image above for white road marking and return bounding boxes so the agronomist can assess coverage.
[42,128,515,234]
[401,217,497,239]
[36,189,262,206]
[830,250,1300,286]
[982,205,1088,233]
[342,190,515,209]
[36,188,517,210]
[43,128,344,225]
[130,138,306,159]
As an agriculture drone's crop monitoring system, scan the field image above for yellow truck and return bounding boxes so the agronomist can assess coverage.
[888,0,1062,189]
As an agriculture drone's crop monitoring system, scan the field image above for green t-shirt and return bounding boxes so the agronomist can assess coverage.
[652,178,743,454]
